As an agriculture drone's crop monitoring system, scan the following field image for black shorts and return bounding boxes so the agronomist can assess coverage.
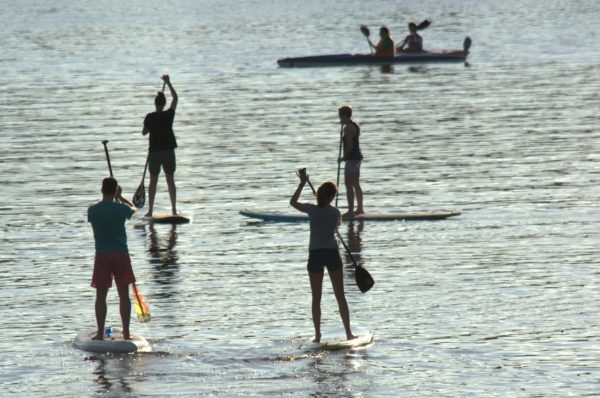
[307,248,343,274]
[149,149,176,175]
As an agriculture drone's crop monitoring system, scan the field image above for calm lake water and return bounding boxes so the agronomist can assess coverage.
[2,0,600,396]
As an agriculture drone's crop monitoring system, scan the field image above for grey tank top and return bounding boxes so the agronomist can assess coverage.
[305,203,340,250]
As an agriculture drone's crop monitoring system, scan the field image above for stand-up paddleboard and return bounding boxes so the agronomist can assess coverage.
[305,331,374,351]
[240,209,460,222]
[143,212,190,224]
[73,328,151,354]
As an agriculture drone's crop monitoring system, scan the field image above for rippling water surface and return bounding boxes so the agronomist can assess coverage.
[2,0,600,396]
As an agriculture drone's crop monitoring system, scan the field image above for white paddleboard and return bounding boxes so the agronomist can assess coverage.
[306,331,374,351]
[73,328,151,354]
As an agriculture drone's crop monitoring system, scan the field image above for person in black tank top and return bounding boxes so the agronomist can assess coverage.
[338,105,364,217]
[141,75,179,217]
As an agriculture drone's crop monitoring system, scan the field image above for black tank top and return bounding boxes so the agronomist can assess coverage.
[344,121,363,160]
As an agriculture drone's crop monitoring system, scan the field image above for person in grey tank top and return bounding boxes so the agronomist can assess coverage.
[290,169,355,343]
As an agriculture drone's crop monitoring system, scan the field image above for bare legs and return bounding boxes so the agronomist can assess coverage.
[116,283,132,340]
[93,288,108,340]
[309,268,355,343]
[145,173,177,217]
[146,174,158,217]
[165,173,177,215]
[309,272,323,343]
[93,284,131,340]
[343,171,364,217]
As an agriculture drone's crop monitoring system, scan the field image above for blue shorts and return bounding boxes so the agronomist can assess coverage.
[307,249,343,274]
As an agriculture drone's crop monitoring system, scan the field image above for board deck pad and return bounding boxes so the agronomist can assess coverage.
[240,209,460,222]
[305,331,374,351]
[73,328,151,354]
[144,212,190,224]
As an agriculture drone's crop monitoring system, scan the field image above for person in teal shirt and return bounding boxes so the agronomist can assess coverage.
[88,177,137,340]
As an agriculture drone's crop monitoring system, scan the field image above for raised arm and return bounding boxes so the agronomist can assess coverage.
[290,169,308,213]
[116,186,137,215]
[162,75,178,110]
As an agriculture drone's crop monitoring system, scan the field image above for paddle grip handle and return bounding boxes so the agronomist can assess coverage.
[102,140,114,177]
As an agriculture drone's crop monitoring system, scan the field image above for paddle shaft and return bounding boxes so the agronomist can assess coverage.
[360,26,374,55]
[102,140,113,177]
[305,177,360,268]
[100,140,147,320]
[335,125,343,207]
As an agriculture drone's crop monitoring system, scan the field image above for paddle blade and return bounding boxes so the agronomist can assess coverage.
[463,36,472,54]
[132,284,151,322]
[132,183,145,209]
[360,25,370,37]
[417,19,431,30]
[355,266,374,293]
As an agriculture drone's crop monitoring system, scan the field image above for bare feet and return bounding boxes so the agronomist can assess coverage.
[144,212,153,217]
[342,212,354,219]
[312,333,321,343]
[92,332,103,341]
[123,335,132,340]
[346,334,357,340]
[355,209,365,216]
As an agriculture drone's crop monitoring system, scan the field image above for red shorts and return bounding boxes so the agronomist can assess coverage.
[91,251,136,290]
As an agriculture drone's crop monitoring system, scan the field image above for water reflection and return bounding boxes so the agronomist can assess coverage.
[307,351,371,397]
[147,224,178,269]
[340,221,364,287]
[380,64,394,74]
[344,221,364,268]
[136,223,180,299]
[89,355,133,395]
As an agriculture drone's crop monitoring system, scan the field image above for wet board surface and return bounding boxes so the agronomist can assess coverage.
[240,210,460,222]
[143,212,190,224]
[305,331,374,351]
[73,328,151,354]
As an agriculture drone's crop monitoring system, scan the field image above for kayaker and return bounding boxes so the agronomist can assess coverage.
[397,22,423,52]
[290,169,355,343]
[337,105,364,218]
[88,177,137,340]
[142,75,179,217]
[370,26,395,57]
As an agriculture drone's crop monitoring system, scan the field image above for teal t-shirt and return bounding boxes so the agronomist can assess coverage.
[88,200,133,253]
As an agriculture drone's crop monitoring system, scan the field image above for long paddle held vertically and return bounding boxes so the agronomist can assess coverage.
[301,169,374,293]
[101,140,152,322]
[132,81,167,209]
[335,125,343,207]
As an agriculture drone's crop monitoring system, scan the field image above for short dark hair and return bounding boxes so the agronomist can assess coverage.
[155,91,166,108]
[101,177,118,195]
[338,105,352,118]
